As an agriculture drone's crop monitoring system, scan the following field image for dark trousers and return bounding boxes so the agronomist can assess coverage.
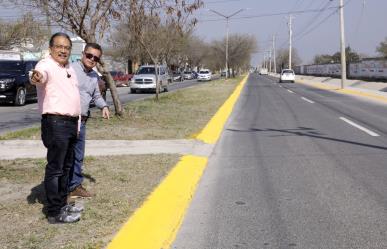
[41,115,78,216]
[69,121,86,191]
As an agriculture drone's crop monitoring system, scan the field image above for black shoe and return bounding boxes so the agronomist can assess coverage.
[47,208,81,224]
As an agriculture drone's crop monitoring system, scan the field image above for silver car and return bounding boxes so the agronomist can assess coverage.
[197,69,212,81]
[130,65,171,93]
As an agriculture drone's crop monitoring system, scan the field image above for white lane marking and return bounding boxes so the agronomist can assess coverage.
[287,89,294,93]
[301,97,315,104]
[340,117,380,137]
[279,85,283,88]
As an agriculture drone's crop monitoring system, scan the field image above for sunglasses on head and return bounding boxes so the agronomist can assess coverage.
[84,52,100,62]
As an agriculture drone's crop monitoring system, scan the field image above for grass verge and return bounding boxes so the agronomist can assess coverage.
[0,154,179,249]
[0,77,242,140]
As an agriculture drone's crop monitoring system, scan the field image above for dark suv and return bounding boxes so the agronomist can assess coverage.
[0,60,38,105]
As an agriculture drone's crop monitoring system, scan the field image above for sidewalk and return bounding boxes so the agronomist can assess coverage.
[0,139,214,160]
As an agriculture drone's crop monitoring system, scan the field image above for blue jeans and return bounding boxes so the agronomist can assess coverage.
[69,121,86,191]
[41,115,78,216]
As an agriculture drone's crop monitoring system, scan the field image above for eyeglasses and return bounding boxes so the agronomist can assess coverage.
[53,44,71,51]
[84,53,100,62]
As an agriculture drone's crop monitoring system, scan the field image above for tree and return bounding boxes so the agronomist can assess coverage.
[313,54,334,64]
[0,13,49,51]
[376,37,387,57]
[18,0,124,116]
[332,46,360,63]
[227,34,257,76]
[276,48,302,71]
[184,35,209,70]
[126,0,203,100]
[207,34,257,76]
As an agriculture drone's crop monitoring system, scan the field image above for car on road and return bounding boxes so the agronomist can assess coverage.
[183,71,194,80]
[279,69,295,83]
[109,71,132,87]
[0,60,38,105]
[130,65,171,93]
[197,69,212,81]
[172,71,184,82]
[191,71,198,79]
[259,68,268,75]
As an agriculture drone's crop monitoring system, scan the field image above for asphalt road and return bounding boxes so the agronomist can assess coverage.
[0,78,206,135]
[172,74,387,249]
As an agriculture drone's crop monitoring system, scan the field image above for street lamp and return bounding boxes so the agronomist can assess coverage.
[208,8,247,78]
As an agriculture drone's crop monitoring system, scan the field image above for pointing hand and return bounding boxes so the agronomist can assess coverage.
[31,70,43,84]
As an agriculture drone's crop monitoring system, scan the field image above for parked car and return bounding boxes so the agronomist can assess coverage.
[183,71,193,80]
[192,71,198,79]
[197,69,212,81]
[0,60,38,105]
[279,69,295,83]
[130,65,172,93]
[259,68,268,75]
[109,71,132,87]
[172,71,183,82]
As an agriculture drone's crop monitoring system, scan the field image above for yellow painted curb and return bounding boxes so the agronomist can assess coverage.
[297,79,387,103]
[195,75,249,144]
[106,155,208,249]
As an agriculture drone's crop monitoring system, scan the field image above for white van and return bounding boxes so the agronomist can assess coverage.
[259,68,268,75]
[130,65,172,93]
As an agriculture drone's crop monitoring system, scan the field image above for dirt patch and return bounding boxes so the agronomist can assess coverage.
[0,154,179,249]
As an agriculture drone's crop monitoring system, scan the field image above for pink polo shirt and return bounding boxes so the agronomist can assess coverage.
[33,56,81,117]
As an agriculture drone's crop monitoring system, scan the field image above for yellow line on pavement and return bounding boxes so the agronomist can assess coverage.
[107,155,208,249]
[337,88,387,103]
[195,75,249,144]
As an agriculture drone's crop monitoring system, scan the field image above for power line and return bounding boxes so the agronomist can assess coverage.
[198,6,338,22]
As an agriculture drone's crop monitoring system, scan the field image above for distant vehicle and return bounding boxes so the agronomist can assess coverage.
[172,71,183,82]
[191,71,198,79]
[197,69,212,81]
[259,68,268,75]
[220,70,227,77]
[130,65,171,93]
[279,69,295,83]
[109,71,132,87]
[183,71,193,80]
[0,60,38,105]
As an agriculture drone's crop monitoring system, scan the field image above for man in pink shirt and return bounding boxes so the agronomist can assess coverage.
[31,33,83,224]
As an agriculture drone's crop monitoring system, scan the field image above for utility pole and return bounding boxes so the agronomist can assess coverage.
[339,0,347,88]
[226,18,229,78]
[272,35,277,74]
[209,9,246,78]
[269,49,272,73]
[287,15,293,69]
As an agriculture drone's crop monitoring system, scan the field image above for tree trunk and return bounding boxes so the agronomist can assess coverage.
[153,61,159,100]
[97,61,123,116]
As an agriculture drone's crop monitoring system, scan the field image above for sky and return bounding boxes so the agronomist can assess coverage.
[192,0,387,65]
[1,0,386,66]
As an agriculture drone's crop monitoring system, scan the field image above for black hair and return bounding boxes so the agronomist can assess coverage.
[49,32,72,48]
[84,43,103,54]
